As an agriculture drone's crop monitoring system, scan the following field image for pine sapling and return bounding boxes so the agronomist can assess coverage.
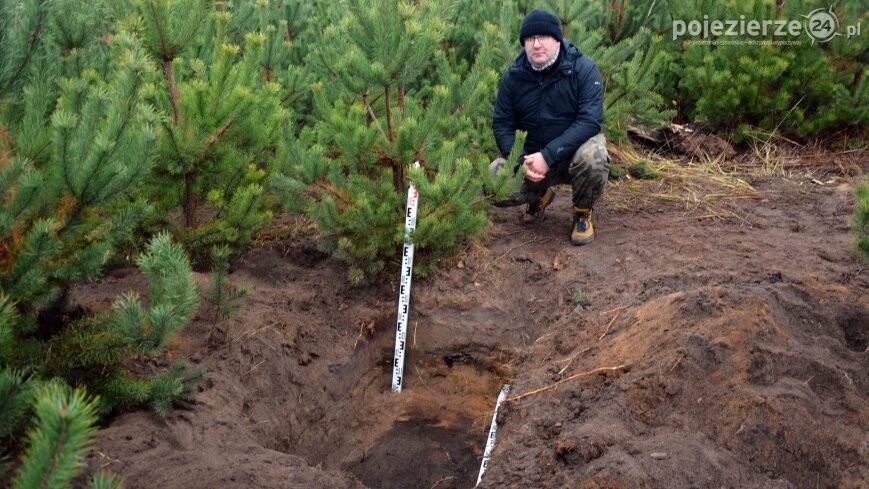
[275,0,503,284]
[202,245,249,344]
[128,1,286,264]
[86,471,124,489]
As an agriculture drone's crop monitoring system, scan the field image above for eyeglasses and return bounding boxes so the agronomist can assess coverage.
[525,35,554,45]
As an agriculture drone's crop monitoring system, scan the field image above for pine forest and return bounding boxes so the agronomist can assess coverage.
[0,1,867,488]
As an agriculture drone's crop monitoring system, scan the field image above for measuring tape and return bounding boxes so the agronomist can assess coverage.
[476,384,510,486]
[391,161,421,393]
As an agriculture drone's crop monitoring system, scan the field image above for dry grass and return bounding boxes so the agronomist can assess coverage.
[739,128,866,177]
[748,137,785,176]
[251,214,317,247]
[607,142,761,220]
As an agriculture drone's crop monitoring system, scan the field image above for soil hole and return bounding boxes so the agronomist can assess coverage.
[346,416,479,489]
[278,350,507,489]
[837,308,868,352]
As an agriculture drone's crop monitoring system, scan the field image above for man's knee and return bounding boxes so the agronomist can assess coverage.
[568,133,610,177]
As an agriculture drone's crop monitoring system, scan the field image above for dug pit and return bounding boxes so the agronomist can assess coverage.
[212,238,542,488]
[270,345,510,489]
[220,246,526,489]
[84,174,869,489]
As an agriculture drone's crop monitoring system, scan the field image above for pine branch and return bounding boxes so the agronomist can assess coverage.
[0,295,15,364]
[0,369,37,438]
[0,160,43,233]
[506,365,628,403]
[56,118,74,201]
[163,59,180,124]
[0,0,48,95]
[182,122,232,228]
[11,383,98,489]
[362,92,388,141]
[199,124,231,159]
[144,0,172,60]
[162,120,186,166]
[397,85,405,119]
[384,84,395,144]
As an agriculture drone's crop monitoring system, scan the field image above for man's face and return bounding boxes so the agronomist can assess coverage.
[524,35,559,68]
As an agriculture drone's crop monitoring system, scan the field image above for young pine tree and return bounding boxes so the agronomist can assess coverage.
[125,0,288,265]
[547,0,675,140]
[273,0,504,284]
[667,0,868,140]
[2,378,123,488]
[223,0,312,86]
[1,7,199,485]
[202,244,249,344]
[0,33,159,334]
[8,383,108,489]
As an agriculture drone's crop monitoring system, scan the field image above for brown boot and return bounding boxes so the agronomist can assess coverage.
[570,207,594,245]
[521,187,555,225]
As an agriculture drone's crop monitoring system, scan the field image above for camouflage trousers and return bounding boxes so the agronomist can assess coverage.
[491,133,610,210]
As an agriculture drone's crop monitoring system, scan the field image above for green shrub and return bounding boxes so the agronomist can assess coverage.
[122,0,290,266]
[1,5,199,485]
[628,160,661,179]
[272,0,502,284]
[549,0,675,140]
[665,0,868,140]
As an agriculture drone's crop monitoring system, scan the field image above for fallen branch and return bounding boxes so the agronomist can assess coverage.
[599,312,621,340]
[505,364,628,403]
[414,364,442,398]
[495,237,547,260]
[353,322,366,350]
[556,347,591,376]
[668,356,683,372]
[600,305,629,315]
[242,359,265,379]
[430,476,457,489]
[352,319,375,350]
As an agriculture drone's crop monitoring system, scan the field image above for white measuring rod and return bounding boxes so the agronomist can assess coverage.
[476,384,510,486]
[391,161,421,393]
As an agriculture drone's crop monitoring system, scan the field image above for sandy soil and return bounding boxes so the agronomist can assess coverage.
[79,165,868,488]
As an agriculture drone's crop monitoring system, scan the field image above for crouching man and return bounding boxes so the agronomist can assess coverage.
[491,8,610,245]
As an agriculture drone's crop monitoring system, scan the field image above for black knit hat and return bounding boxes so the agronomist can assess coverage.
[519,9,563,45]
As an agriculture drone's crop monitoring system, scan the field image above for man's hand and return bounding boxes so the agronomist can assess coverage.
[523,152,549,182]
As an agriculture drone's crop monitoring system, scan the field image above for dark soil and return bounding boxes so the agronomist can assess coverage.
[79,168,868,489]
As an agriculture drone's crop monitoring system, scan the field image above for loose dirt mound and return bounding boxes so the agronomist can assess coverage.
[81,172,867,488]
[486,284,866,488]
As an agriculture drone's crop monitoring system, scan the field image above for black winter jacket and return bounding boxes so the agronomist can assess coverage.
[492,41,604,170]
